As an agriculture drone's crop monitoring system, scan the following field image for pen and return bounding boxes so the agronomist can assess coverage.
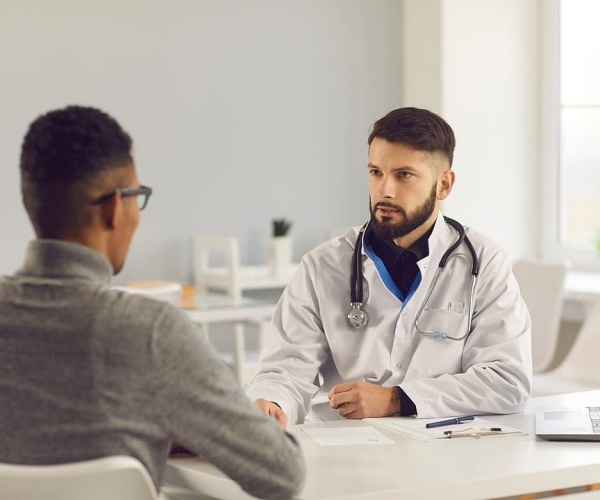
[444,428,503,439]
[425,415,475,429]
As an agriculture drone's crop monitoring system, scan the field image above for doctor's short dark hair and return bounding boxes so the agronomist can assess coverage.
[20,105,134,237]
[368,107,456,168]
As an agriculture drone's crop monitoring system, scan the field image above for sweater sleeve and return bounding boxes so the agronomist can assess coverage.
[149,305,305,500]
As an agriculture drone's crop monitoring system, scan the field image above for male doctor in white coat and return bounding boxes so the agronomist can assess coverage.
[247,107,532,428]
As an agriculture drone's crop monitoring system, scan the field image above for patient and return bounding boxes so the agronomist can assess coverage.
[0,105,304,499]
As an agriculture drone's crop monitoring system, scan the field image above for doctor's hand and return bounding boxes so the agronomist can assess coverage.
[328,382,399,419]
[255,398,288,430]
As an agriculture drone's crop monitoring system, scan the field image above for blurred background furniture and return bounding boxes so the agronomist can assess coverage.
[193,234,297,301]
[512,258,568,373]
[192,234,298,385]
[0,455,157,500]
[562,271,600,323]
[115,282,184,308]
[184,297,277,385]
[533,298,600,397]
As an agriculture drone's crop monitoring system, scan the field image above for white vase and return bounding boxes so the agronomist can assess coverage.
[268,236,293,278]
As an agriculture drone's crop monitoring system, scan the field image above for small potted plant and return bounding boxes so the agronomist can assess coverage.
[269,218,293,278]
[272,218,293,238]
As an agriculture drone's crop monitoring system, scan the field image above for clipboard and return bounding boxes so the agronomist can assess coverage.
[365,416,526,441]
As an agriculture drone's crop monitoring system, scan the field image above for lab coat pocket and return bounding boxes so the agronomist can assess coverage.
[415,306,468,341]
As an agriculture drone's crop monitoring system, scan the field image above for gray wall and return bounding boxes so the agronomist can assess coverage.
[0,0,404,284]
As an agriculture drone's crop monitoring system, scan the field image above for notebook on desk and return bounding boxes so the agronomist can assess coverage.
[536,406,600,441]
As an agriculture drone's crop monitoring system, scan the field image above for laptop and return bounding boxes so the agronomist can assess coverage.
[536,406,600,441]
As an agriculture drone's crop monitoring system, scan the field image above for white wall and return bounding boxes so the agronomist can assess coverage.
[402,0,540,259]
[0,0,404,284]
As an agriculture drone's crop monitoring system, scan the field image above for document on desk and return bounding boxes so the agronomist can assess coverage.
[365,416,526,442]
[301,426,394,446]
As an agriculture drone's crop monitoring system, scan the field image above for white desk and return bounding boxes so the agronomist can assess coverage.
[184,295,277,384]
[164,390,600,500]
[192,262,297,385]
[236,264,299,291]
[185,295,276,324]
[563,271,600,322]
[198,264,299,295]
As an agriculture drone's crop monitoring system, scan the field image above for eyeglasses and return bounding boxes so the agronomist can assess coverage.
[90,185,153,210]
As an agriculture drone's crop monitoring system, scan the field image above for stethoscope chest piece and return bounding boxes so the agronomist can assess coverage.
[347,302,368,329]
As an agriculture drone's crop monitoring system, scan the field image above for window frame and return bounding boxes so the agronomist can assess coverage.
[541,0,600,272]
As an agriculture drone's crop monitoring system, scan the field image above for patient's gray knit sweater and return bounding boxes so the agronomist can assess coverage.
[0,240,304,499]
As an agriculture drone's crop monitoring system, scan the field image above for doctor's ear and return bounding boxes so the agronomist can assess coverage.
[437,169,455,200]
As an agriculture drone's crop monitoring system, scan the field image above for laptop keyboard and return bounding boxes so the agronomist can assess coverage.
[587,407,600,432]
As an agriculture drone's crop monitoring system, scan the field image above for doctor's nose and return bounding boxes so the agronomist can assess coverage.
[378,177,396,198]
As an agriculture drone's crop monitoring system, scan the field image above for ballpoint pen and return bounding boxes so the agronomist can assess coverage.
[444,428,503,439]
[425,415,475,429]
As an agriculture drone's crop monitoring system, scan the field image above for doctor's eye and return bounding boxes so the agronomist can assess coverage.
[368,168,382,177]
[396,171,413,179]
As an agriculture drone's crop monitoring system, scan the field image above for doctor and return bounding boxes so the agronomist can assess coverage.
[247,107,532,428]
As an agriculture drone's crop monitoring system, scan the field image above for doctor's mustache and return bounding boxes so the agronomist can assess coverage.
[370,201,408,218]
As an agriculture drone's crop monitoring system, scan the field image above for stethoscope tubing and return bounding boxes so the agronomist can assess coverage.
[348,216,479,339]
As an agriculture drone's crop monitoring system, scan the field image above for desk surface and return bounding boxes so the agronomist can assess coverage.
[565,271,600,298]
[183,294,276,323]
[165,390,600,500]
[563,271,600,322]
[201,264,299,291]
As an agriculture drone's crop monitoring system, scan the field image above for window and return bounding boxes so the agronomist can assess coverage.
[542,0,600,270]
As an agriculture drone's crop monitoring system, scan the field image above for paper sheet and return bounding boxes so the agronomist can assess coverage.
[301,426,395,446]
[365,416,526,441]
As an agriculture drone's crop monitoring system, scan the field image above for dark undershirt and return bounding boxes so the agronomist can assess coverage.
[368,225,433,300]
[367,223,435,416]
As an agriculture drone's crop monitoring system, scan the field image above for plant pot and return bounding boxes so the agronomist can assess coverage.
[268,236,293,278]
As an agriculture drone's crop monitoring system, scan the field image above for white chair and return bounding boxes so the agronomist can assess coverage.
[0,455,157,500]
[533,298,600,397]
[512,258,568,373]
[192,234,298,300]
[193,234,293,385]
[193,235,242,302]
[193,234,254,384]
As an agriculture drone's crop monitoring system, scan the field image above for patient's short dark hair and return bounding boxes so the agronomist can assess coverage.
[368,107,456,167]
[20,105,133,237]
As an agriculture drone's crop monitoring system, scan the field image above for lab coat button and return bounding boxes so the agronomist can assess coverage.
[396,363,402,369]
[401,310,407,316]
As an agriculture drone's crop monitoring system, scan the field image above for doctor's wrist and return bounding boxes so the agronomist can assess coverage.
[394,386,417,416]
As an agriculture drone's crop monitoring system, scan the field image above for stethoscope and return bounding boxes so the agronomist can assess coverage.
[347,216,480,341]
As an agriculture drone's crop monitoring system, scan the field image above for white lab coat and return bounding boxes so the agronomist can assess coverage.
[246,214,532,424]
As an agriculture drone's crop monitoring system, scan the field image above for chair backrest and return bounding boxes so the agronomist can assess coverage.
[553,298,600,384]
[0,455,158,500]
[512,258,568,372]
[193,234,242,301]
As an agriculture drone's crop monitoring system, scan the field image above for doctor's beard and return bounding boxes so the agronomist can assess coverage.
[369,182,437,241]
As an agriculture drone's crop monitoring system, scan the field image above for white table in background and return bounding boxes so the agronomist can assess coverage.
[184,295,277,384]
[563,271,600,322]
[165,390,600,500]
[236,264,298,291]
[197,263,299,297]
[185,294,276,324]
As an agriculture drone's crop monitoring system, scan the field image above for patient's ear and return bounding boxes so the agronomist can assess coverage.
[100,192,122,230]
